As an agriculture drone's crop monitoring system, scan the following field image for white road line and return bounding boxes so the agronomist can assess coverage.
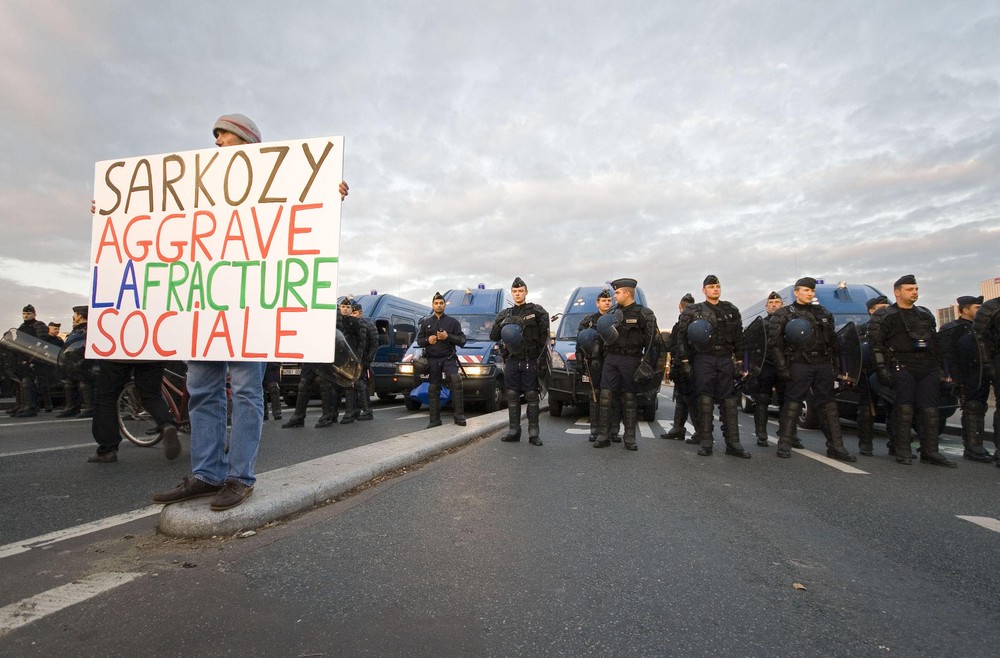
[0,443,94,458]
[0,572,143,637]
[566,428,591,434]
[0,506,161,560]
[638,421,654,438]
[773,441,869,474]
[956,516,1000,533]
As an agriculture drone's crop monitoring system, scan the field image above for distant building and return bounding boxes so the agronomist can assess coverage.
[937,305,957,326]
[981,276,1000,301]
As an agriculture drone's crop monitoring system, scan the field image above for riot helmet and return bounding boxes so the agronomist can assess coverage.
[784,317,813,345]
[686,318,713,347]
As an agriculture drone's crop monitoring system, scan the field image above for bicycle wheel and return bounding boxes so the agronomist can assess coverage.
[117,382,163,447]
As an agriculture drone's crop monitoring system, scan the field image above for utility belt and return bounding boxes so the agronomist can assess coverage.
[790,349,829,364]
[607,345,643,357]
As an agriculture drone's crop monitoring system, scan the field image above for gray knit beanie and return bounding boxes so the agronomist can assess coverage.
[212,114,261,144]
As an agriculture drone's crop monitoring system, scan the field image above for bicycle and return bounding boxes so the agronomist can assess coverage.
[117,364,190,447]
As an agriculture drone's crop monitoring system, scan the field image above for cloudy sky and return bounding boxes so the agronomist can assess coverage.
[2,0,998,331]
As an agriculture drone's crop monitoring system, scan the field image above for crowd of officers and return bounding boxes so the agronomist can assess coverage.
[6,271,999,471]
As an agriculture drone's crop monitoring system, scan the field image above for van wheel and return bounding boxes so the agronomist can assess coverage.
[484,381,503,412]
[799,400,820,430]
[403,397,421,411]
[549,399,563,417]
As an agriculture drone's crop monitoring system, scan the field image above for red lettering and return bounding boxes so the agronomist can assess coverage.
[221,209,250,260]
[152,311,177,357]
[94,217,122,264]
[274,307,305,359]
[91,308,119,357]
[251,205,283,258]
[287,203,322,255]
[190,309,199,358]
[155,213,188,262]
[191,210,216,261]
[122,215,152,262]
[120,311,150,357]
[240,307,267,358]
[202,310,235,358]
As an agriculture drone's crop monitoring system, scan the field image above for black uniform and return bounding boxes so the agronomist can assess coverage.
[594,300,658,450]
[675,299,750,457]
[869,300,955,466]
[578,311,620,442]
[490,297,550,444]
[353,316,379,421]
[13,317,51,416]
[417,310,467,426]
[972,297,1000,463]
[56,321,95,418]
[770,300,855,461]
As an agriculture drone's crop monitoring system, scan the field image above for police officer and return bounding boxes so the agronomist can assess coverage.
[660,293,695,441]
[12,304,51,417]
[577,289,617,442]
[868,275,956,467]
[769,277,857,461]
[748,291,786,447]
[339,299,368,424]
[56,306,95,418]
[418,292,468,427]
[351,302,379,422]
[944,295,992,463]
[973,295,1000,467]
[675,275,752,458]
[490,276,550,446]
[592,278,659,451]
[856,295,889,455]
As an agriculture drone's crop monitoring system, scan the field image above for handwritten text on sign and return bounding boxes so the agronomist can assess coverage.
[88,136,344,361]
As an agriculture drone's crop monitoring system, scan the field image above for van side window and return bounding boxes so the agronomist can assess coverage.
[393,315,416,348]
[375,319,390,346]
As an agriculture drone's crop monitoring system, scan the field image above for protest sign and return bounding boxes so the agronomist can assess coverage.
[87,136,344,361]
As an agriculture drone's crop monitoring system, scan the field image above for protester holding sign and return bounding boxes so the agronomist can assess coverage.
[142,114,349,511]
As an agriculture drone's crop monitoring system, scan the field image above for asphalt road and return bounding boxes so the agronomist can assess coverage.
[1,393,998,657]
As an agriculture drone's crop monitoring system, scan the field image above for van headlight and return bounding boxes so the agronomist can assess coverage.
[462,365,488,377]
[550,352,566,369]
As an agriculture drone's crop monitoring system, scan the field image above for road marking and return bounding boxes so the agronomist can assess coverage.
[0,506,162,560]
[0,443,94,458]
[638,421,654,438]
[777,441,869,474]
[0,572,143,637]
[956,516,1000,533]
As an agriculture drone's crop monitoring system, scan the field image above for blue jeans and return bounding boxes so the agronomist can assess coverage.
[186,361,266,487]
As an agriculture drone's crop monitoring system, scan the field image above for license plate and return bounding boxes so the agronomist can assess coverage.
[581,375,591,383]
[282,368,301,376]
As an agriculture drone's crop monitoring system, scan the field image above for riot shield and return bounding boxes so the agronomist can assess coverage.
[314,328,362,388]
[740,317,767,395]
[836,322,862,387]
[537,346,552,400]
[939,323,981,393]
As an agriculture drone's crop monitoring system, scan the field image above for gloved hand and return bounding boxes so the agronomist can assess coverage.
[876,365,892,388]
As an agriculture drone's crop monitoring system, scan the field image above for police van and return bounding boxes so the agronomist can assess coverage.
[548,285,666,421]
[279,293,430,405]
[741,280,957,430]
[395,285,513,412]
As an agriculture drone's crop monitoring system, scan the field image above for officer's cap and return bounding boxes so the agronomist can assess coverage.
[865,295,889,310]
[432,291,445,302]
[72,305,88,318]
[22,304,35,313]
[511,276,527,289]
[767,291,782,300]
[681,293,695,304]
[597,289,612,299]
[351,302,363,312]
[703,275,719,286]
[794,277,817,290]
[957,295,984,308]
[893,274,917,288]
[610,278,637,290]
[48,322,61,328]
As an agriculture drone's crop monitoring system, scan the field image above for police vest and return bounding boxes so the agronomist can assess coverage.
[784,303,835,357]
[686,301,740,353]
[607,304,651,356]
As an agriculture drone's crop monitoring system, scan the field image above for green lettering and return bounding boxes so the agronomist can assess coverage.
[310,257,338,309]
[142,262,168,309]
[206,261,231,311]
[166,261,190,311]
[282,258,309,308]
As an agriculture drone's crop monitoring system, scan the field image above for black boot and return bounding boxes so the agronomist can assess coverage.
[622,392,637,451]
[587,396,600,442]
[695,394,715,456]
[593,388,613,448]
[918,407,957,468]
[268,381,282,420]
[857,399,874,455]
[962,401,991,462]
[55,382,81,418]
[340,385,359,424]
[820,400,856,462]
[451,375,466,426]
[357,380,374,421]
[660,396,688,440]
[282,385,311,428]
[526,390,542,445]
[427,384,443,428]
[776,400,801,458]
[609,395,622,442]
[893,404,915,464]
[753,394,771,446]
[502,390,521,441]
[315,381,337,428]
[75,382,94,418]
[722,397,751,458]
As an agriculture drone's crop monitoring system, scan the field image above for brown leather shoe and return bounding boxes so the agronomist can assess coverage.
[210,480,254,511]
[152,475,221,504]
[87,450,118,463]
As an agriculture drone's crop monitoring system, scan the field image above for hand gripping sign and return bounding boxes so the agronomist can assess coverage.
[88,137,344,362]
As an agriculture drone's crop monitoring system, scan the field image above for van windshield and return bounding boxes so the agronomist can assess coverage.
[452,314,497,341]
[556,313,589,339]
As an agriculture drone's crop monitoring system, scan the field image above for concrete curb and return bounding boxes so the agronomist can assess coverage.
[157,410,510,538]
